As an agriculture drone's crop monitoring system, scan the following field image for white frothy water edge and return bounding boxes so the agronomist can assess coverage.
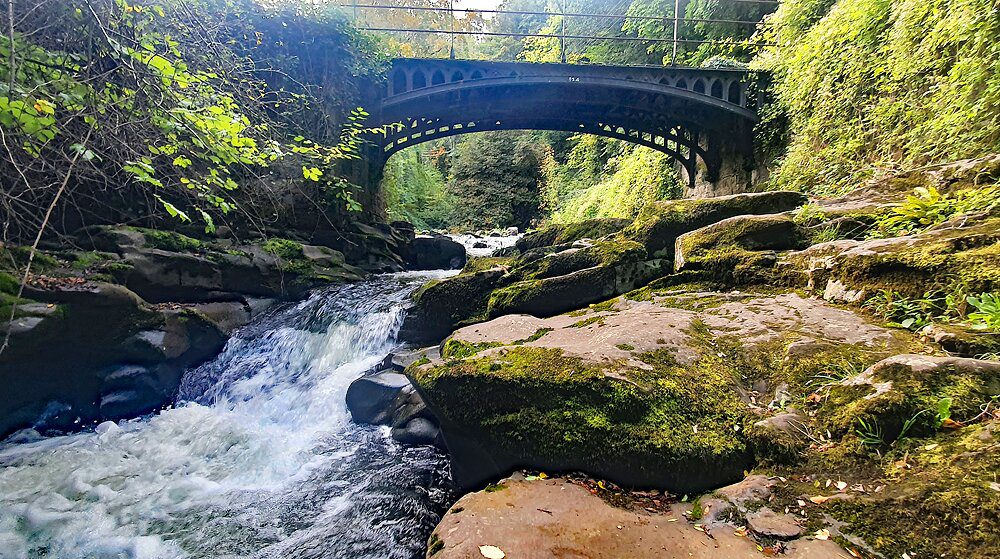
[0,271,457,559]
[450,233,520,257]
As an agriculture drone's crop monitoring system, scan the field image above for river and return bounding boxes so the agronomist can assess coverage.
[0,271,457,559]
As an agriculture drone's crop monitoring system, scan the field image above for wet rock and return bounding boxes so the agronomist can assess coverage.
[746,507,804,539]
[346,371,413,425]
[0,281,226,438]
[345,370,440,447]
[391,417,443,447]
[402,235,466,271]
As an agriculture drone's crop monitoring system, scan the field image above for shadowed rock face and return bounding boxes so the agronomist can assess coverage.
[401,236,467,271]
[0,282,227,437]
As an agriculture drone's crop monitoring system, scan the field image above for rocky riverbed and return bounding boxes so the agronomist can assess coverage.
[351,156,1000,559]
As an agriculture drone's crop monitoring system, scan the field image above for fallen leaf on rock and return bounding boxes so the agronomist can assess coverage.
[814,528,831,540]
[479,545,505,559]
[940,418,964,429]
[734,526,749,537]
[809,495,830,504]
[835,481,848,491]
[924,443,939,451]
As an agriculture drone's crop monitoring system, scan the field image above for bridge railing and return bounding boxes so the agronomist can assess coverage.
[335,1,777,67]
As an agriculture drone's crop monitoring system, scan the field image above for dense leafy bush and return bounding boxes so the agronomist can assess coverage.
[758,0,1000,193]
[381,148,456,229]
[544,142,682,223]
[0,0,386,242]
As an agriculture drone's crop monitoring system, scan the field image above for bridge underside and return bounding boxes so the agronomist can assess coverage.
[367,61,759,193]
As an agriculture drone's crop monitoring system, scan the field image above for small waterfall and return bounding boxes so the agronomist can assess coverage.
[0,271,457,559]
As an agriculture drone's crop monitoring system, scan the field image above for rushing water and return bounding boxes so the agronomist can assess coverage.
[0,271,457,559]
[450,233,519,258]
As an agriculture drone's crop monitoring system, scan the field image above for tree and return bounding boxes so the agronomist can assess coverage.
[448,132,545,229]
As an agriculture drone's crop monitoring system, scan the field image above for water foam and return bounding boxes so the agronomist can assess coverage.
[0,271,456,559]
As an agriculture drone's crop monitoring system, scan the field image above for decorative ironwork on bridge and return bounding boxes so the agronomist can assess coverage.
[345,2,773,190]
[368,58,758,188]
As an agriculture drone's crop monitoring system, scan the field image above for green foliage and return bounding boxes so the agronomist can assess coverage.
[934,397,953,429]
[873,186,1000,237]
[0,0,387,241]
[381,146,456,230]
[448,132,545,230]
[967,293,1000,332]
[862,289,947,331]
[759,0,1000,193]
[792,202,827,224]
[543,140,682,223]
[139,229,203,252]
[262,238,304,261]
[855,417,884,448]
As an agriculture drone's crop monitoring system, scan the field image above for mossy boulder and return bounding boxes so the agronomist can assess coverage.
[409,289,908,492]
[674,214,809,283]
[624,191,807,259]
[413,345,755,493]
[398,268,509,344]
[516,218,630,252]
[820,354,1000,443]
[787,216,1000,302]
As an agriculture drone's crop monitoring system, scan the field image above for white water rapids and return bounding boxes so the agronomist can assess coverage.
[0,271,457,559]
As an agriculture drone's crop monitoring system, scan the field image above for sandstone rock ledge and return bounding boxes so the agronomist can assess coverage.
[427,475,851,559]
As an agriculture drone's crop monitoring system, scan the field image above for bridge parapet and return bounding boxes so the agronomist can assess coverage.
[386,58,753,115]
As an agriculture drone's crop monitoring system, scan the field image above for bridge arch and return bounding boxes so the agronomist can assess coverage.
[370,59,759,189]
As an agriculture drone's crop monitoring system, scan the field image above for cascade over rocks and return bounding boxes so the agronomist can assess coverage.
[0,218,439,439]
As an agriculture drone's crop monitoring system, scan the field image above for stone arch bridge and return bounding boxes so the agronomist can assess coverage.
[359,58,761,194]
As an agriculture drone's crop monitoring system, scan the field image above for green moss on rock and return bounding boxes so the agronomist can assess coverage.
[412,345,755,491]
[136,228,204,252]
[624,191,807,258]
[516,218,630,252]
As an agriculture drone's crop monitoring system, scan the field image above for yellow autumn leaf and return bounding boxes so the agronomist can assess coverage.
[33,99,56,115]
[479,545,505,559]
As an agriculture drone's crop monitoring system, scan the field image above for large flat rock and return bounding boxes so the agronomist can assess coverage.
[429,477,851,559]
